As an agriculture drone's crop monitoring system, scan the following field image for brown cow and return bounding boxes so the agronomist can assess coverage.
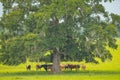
[36,64,42,70]
[65,64,80,71]
[81,64,86,70]
[26,65,31,70]
[60,64,66,70]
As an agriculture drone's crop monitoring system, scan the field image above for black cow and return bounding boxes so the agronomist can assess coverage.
[41,64,53,72]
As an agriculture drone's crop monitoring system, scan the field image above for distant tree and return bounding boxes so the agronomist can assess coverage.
[0,0,119,73]
[111,14,120,37]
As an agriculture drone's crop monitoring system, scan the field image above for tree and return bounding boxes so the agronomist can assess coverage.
[111,14,120,37]
[0,0,119,73]
[0,33,42,65]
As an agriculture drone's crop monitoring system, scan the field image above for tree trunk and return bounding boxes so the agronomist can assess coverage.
[52,49,61,73]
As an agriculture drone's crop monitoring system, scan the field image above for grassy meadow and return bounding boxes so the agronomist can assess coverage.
[0,39,120,80]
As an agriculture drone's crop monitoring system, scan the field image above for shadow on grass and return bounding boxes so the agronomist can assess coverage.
[0,70,120,76]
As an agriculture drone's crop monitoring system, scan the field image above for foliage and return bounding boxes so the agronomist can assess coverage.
[0,33,42,65]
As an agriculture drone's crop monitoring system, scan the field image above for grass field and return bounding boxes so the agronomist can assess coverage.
[0,71,120,80]
[0,39,120,80]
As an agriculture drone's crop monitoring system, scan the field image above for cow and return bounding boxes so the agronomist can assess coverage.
[36,64,42,70]
[42,64,66,71]
[60,64,66,70]
[65,64,80,71]
[26,64,31,70]
[41,64,53,72]
[81,64,86,70]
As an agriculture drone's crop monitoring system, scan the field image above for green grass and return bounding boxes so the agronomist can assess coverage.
[0,39,120,80]
[0,71,120,80]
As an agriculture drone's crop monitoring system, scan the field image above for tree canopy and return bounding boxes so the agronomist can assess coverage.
[0,0,120,73]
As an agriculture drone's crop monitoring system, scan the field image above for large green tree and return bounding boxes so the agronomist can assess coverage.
[0,0,119,73]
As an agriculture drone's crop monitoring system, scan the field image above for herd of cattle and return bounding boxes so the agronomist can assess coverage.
[26,64,86,71]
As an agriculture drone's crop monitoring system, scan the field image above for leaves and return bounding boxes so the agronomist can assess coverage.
[0,0,119,65]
